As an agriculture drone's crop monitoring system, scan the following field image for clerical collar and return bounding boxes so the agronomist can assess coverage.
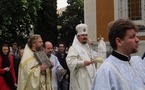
[112,50,131,61]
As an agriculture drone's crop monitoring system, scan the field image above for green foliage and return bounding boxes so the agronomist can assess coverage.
[57,0,84,47]
[36,0,58,46]
[0,0,42,45]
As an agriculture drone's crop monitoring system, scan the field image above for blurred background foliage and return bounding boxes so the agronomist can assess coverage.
[0,0,84,47]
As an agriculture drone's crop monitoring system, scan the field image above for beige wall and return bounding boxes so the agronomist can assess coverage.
[84,0,97,41]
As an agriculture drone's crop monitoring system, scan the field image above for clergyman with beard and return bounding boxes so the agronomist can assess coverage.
[66,23,98,90]
[17,34,53,90]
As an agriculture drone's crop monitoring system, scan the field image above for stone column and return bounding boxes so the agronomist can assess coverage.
[84,0,97,41]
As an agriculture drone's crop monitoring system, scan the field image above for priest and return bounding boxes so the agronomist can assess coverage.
[66,23,99,90]
[92,19,145,90]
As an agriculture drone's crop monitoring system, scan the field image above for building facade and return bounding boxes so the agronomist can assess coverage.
[85,0,145,41]
[84,0,145,56]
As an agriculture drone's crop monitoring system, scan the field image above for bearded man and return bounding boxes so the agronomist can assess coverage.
[17,34,52,90]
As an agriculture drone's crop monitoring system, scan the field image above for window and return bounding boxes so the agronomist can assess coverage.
[128,0,141,20]
[115,0,145,33]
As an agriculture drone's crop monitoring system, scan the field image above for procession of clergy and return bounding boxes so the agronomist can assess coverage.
[4,18,144,90]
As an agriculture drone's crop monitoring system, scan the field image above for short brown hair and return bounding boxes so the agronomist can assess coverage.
[108,19,138,50]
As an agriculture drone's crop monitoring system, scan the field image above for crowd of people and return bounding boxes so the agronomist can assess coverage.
[1,18,145,90]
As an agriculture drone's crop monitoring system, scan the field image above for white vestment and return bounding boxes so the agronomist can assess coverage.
[97,37,106,68]
[133,57,145,84]
[50,54,63,90]
[92,55,145,90]
[66,35,98,90]
[97,37,106,59]
[17,44,52,90]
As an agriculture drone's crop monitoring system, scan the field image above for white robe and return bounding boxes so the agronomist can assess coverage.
[97,37,106,59]
[50,54,63,90]
[97,37,106,68]
[66,35,98,90]
[92,55,145,90]
[17,44,52,90]
[133,56,145,84]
